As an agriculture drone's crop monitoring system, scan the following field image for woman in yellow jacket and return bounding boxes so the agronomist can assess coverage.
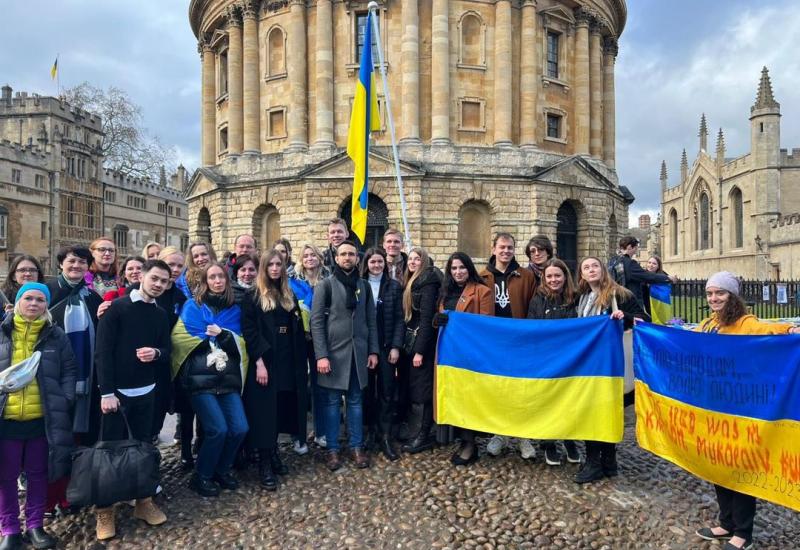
[693,272,799,550]
[0,283,77,550]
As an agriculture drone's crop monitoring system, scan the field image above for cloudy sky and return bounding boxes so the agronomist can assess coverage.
[2,0,798,226]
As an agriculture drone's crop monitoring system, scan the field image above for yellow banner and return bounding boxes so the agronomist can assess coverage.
[635,380,800,511]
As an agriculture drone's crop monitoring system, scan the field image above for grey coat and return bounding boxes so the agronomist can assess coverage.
[0,316,78,481]
[310,276,379,391]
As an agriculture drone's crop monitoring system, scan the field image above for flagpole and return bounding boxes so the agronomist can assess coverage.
[368,2,412,249]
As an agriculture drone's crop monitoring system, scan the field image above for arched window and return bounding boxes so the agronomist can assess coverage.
[338,193,389,248]
[197,207,212,245]
[669,208,678,256]
[607,213,618,260]
[113,224,129,254]
[730,187,743,248]
[556,201,578,273]
[267,27,286,78]
[698,192,710,250]
[252,204,281,250]
[459,13,484,67]
[458,201,491,261]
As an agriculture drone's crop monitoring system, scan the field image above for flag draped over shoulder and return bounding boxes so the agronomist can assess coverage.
[346,12,380,244]
[649,283,672,325]
[436,313,625,443]
[170,299,248,386]
[634,322,800,512]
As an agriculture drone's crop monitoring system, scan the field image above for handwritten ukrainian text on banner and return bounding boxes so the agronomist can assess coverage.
[436,313,624,443]
[634,322,800,512]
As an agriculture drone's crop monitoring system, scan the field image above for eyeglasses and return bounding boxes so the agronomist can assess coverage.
[15,268,39,274]
[94,247,116,254]
[529,247,546,254]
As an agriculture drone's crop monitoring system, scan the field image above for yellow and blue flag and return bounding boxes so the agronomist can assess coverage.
[436,313,625,442]
[634,322,800,511]
[649,283,672,325]
[171,299,248,388]
[346,12,380,244]
[50,57,58,80]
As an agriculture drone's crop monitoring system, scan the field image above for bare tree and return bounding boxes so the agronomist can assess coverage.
[64,82,176,181]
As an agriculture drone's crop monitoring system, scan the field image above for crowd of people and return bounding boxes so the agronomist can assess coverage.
[0,221,796,550]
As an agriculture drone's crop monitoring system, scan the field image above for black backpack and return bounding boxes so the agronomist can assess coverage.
[608,255,627,287]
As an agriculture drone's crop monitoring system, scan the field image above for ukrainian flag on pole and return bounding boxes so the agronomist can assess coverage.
[649,283,672,325]
[347,12,381,244]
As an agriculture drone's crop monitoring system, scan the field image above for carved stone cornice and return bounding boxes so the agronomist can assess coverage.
[574,7,592,26]
[264,0,288,11]
[197,34,215,57]
[240,0,261,19]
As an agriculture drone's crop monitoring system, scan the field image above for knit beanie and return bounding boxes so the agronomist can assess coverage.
[15,282,51,306]
[705,271,739,296]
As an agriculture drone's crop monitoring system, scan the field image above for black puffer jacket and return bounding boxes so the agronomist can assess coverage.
[182,330,243,396]
[0,315,77,481]
[376,276,405,351]
[407,268,442,355]
[527,293,577,320]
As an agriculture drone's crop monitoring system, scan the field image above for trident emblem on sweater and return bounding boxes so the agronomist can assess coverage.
[495,282,510,309]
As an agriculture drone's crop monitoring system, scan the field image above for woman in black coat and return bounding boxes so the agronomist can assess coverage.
[360,247,404,461]
[0,283,76,549]
[526,258,582,467]
[241,250,307,491]
[400,248,441,454]
[573,257,644,484]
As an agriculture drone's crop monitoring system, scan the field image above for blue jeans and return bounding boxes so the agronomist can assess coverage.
[191,392,249,479]
[323,365,363,451]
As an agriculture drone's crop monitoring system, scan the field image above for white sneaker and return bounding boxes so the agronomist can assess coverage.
[293,440,309,455]
[314,435,327,449]
[519,439,537,460]
[486,435,506,456]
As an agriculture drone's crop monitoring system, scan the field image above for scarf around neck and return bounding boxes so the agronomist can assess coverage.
[333,265,360,310]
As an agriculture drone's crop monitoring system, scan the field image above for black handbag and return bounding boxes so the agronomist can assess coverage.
[402,327,419,355]
[67,408,161,508]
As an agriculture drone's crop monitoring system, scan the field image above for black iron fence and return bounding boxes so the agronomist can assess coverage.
[670,279,800,323]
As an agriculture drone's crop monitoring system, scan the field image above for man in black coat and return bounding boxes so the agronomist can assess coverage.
[616,236,676,316]
[93,260,172,541]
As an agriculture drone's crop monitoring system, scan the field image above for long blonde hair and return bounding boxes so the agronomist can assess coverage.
[254,250,295,312]
[576,256,632,310]
[402,247,430,321]
[296,244,325,286]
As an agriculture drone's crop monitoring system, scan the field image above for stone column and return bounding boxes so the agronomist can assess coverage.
[242,1,260,154]
[227,6,244,155]
[430,0,449,145]
[286,0,308,151]
[200,40,216,166]
[589,23,603,159]
[315,0,335,148]
[602,37,617,168]
[573,8,590,155]
[519,0,538,148]
[493,0,512,147]
[401,0,420,143]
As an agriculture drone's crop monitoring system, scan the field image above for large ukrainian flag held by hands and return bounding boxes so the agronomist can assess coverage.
[436,313,625,442]
[347,12,381,244]
[634,322,800,511]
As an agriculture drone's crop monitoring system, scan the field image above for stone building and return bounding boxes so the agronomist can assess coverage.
[0,86,189,281]
[660,68,800,280]
[187,0,632,269]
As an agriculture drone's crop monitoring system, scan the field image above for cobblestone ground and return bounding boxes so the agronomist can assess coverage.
[44,410,799,549]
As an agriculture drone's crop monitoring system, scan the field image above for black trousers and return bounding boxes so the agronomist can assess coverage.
[101,391,155,443]
[715,484,756,541]
[151,363,173,438]
[585,440,616,464]
[365,353,398,436]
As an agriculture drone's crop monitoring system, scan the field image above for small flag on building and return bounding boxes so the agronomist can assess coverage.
[346,12,380,244]
[50,57,58,80]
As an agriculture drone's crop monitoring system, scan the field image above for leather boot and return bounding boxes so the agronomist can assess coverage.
[601,443,619,477]
[402,403,434,454]
[26,527,57,549]
[0,534,23,550]
[95,507,116,541]
[380,435,400,461]
[397,402,422,442]
[269,448,288,475]
[574,441,605,484]
[133,497,167,526]
[259,456,278,491]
